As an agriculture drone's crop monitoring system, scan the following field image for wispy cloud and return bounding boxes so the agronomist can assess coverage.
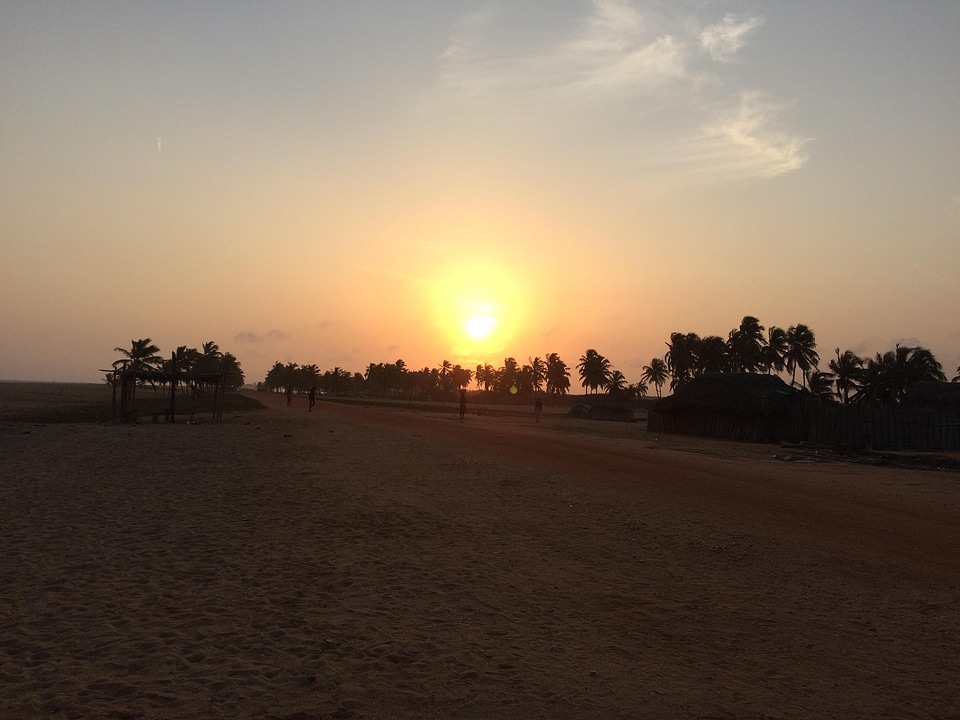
[699,14,764,62]
[438,0,686,99]
[672,92,811,180]
[433,1,808,183]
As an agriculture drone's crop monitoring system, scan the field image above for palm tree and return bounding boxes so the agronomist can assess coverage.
[640,358,669,398]
[665,332,701,391]
[577,349,611,395]
[697,335,728,374]
[263,361,286,392]
[481,363,497,392]
[194,340,223,375]
[528,356,546,392]
[438,359,454,401]
[498,357,520,395]
[162,345,200,393]
[298,363,321,391]
[544,353,570,397]
[784,324,819,388]
[113,338,164,373]
[806,369,836,400]
[857,345,945,405]
[220,352,245,389]
[726,315,765,373]
[451,364,472,391]
[606,369,628,396]
[953,365,960,383]
[322,366,352,397]
[761,326,788,375]
[515,364,534,394]
[828,348,863,404]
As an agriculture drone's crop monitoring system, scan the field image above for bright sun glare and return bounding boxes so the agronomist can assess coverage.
[425,262,526,361]
[465,315,497,340]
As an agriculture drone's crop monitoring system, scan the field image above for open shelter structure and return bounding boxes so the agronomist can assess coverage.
[104,355,229,424]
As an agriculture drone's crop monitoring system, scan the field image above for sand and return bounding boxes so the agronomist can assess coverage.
[1,387,958,719]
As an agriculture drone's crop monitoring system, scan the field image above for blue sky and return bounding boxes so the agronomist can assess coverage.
[2,1,958,384]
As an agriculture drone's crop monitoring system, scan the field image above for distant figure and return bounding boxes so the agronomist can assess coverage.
[535,398,543,423]
[459,389,467,421]
[286,386,293,407]
[308,385,316,412]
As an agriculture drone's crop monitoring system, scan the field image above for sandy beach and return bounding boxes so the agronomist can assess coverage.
[1,387,958,719]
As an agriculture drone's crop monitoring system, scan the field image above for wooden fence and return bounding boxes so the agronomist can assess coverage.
[648,404,960,451]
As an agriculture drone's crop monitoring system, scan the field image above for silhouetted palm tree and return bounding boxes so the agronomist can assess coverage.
[451,364,472,391]
[220,352,245,389]
[606,369,628,396]
[544,353,570,396]
[784,324,819,388]
[727,315,765,372]
[856,345,945,405]
[528,356,546,392]
[828,348,863,404]
[640,358,668,398]
[698,335,728,374]
[761,326,788,375]
[577,349,611,394]
[194,340,223,375]
[499,357,520,394]
[436,360,455,400]
[806,370,836,400]
[113,338,163,373]
[665,332,701,391]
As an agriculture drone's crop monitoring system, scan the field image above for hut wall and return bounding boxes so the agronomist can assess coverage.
[649,405,960,450]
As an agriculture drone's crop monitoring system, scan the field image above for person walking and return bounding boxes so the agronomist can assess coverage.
[459,389,467,421]
[535,397,543,423]
[308,385,316,412]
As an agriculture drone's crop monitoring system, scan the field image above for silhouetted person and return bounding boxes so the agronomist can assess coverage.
[535,397,543,423]
[308,385,316,412]
[459,389,467,420]
[285,386,293,407]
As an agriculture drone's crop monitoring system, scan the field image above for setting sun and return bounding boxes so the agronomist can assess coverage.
[465,315,497,340]
[422,260,528,364]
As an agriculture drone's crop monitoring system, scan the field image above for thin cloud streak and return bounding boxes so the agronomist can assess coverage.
[433,1,808,184]
[699,14,764,62]
[438,0,688,99]
[679,93,811,180]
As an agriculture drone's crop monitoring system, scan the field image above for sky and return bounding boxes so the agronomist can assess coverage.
[2,0,959,386]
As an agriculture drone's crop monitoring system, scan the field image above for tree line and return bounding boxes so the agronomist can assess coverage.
[654,315,954,405]
[261,354,577,403]
[259,314,959,407]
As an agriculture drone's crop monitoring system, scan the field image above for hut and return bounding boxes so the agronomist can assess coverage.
[901,381,960,410]
[648,373,807,443]
[566,402,637,422]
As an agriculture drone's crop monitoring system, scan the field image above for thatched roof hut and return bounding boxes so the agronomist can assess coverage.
[649,373,807,443]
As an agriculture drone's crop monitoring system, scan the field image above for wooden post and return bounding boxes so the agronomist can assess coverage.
[213,370,224,423]
[169,352,177,423]
[119,373,128,422]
